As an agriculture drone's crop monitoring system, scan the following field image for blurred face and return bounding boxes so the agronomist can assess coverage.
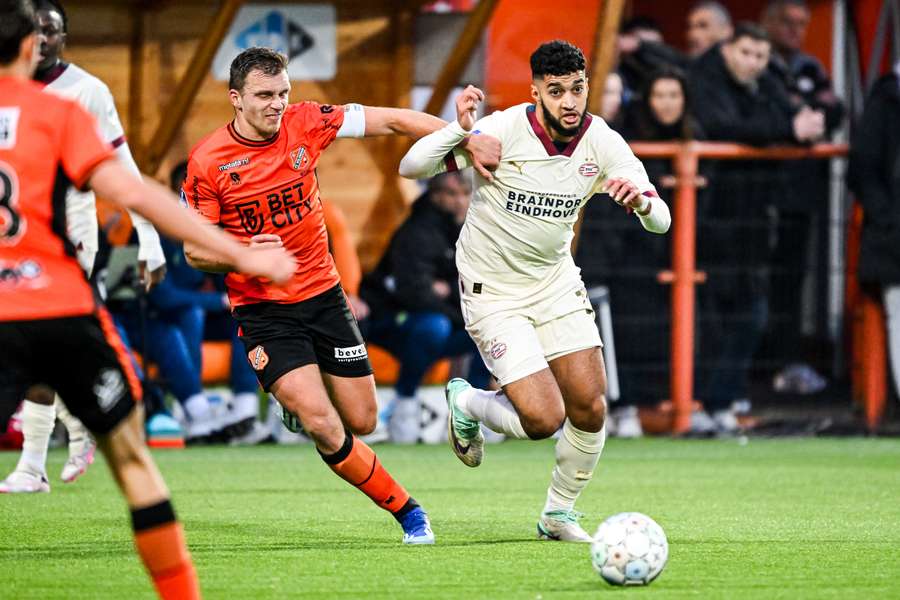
[765,5,810,54]
[229,69,290,140]
[686,8,732,57]
[722,36,771,85]
[432,176,472,224]
[648,78,685,126]
[531,71,589,141]
[36,9,65,71]
[601,72,623,122]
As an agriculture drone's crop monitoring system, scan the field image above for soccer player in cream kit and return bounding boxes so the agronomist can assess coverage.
[401,40,671,541]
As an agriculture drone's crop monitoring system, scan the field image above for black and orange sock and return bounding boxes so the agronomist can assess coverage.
[131,500,200,600]
[320,432,417,519]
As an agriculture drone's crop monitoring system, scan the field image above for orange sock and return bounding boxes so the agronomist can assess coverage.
[131,501,200,600]
[322,433,411,514]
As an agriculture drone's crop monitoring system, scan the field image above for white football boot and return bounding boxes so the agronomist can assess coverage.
[0,470,50,493]
[60,436,96,483]
[537,510,593,543]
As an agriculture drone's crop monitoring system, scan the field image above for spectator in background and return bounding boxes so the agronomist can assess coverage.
[762,0,843,394]
[580,68,702,438]
[618,15,688,101]
[686,1,734,59]
[168,162,266,443]
[601,71,625,132]
[688,23,823,434]
[360,172,490,443]
[849,61,900,403]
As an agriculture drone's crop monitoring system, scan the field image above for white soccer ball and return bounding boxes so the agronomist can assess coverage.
[590,512,668,586]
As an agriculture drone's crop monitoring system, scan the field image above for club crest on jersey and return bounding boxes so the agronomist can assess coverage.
[290,145,310,172]
[248,345,269,371]
[578,162,600,177]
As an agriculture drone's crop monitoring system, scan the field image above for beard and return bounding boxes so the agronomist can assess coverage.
[540,102,585,138]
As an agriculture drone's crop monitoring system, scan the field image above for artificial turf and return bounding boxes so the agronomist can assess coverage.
[1,437,898,599]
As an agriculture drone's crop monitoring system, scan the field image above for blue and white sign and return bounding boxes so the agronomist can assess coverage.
[213,4,337,82]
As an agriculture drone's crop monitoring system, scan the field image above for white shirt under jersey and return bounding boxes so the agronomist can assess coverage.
[399,103,670,296]
[42,62,164,270]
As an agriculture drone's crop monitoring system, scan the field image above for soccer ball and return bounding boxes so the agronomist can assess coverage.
[590,512,668,586]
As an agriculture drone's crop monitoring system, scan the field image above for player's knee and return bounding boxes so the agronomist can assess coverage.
[569,395,607,432]
[522,408,565,440]
[345,407,377,436]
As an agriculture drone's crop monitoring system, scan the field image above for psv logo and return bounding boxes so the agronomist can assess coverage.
[290,146,309,173]
[578,162,600,177]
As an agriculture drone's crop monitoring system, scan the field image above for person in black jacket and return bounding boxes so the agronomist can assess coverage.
[849,63,900,402]
[688,22,824,433]
[361,172,490,442]
[579,67,702,438]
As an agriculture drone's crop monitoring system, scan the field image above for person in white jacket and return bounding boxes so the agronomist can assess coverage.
[399,40,670,542]
[0,0,167,493]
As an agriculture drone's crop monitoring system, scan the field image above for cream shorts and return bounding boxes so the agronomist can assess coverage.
[460,273,602,386]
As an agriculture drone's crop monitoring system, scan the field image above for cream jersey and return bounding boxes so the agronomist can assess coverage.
[41,62,163,268]
[400,103,670,296]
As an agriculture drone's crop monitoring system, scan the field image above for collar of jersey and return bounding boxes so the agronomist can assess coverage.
[228,121,280,147]
[35,61,69,87]
[526,104,592,158]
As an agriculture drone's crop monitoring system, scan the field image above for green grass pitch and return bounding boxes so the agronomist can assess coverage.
[2,438,899,598]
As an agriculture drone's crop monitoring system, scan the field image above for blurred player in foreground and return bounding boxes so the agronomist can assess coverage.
[0,0,169,494]
[184,47,499,544]
[0,2,295,596]
[400,40,670,541]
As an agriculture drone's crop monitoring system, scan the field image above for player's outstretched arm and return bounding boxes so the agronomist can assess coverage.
[399,85,497,180]
[360,102,499,179]
[88,159,296,283]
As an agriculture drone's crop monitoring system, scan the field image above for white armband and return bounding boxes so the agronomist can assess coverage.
[336,103,366,138]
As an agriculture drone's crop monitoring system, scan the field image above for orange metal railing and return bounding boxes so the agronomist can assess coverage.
[627,142,849,434]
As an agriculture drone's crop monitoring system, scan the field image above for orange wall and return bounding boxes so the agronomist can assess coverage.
[485,0,602,109]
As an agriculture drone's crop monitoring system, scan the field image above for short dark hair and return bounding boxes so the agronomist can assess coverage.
[229,47,288,91]
[729,21,770,44]
[621,16,662,35]
[35,0,65,33]
[530,40,586,79]
[764,0,809,19]
[0,0,36,65]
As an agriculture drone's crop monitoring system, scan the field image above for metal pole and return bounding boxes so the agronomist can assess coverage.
[669,144,700,434]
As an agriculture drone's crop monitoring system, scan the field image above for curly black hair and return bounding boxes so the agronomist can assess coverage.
[530,40,586,79]
[35,0,66,32]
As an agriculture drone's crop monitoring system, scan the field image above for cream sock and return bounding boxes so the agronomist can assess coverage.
[457,387,528,440]
[14,400,56,476]
[543,419,606,514]
[54,396,90,455]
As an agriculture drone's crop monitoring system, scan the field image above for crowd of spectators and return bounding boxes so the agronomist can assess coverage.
[580,0,846,436]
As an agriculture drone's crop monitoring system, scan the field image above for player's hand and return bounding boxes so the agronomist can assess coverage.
[348,294,370,320]
[604,177,642,210]
[138,261,167,292]
[236,247,296,284]
[249,234,283,249]
[461,133,501,181]
[455,84,483,132]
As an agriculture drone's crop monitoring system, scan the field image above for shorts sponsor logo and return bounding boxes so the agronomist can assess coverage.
[248,345,269,371]
[334,343,368,362]
[578,162,599,177]
[490,342,507,360]
[217,157,249,171]
[93,368,125,413]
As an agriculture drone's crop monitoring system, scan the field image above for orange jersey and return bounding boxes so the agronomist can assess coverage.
[0,77,113,321]
[185,102,345,307]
